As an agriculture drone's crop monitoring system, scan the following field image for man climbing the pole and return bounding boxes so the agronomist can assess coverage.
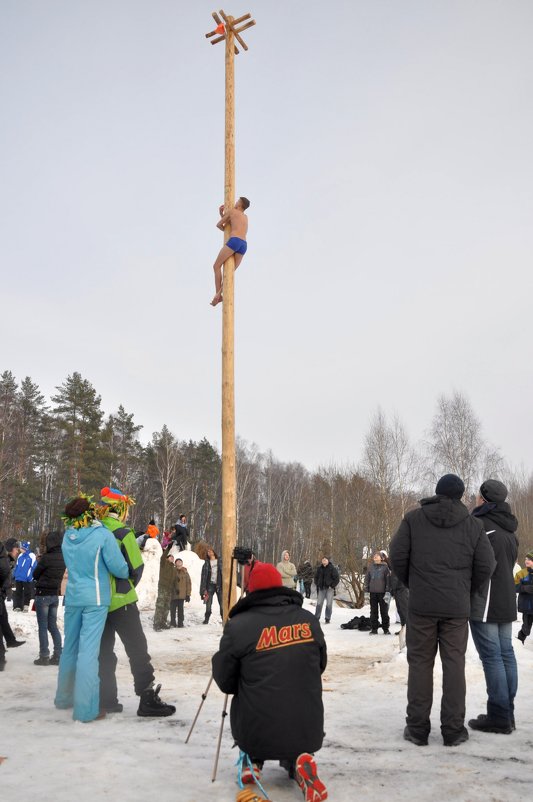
[210,196,250,306]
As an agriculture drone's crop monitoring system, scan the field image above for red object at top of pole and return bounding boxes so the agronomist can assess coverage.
[215,23,225,34]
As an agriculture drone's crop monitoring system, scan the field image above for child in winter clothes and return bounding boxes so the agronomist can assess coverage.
[364,552,391,634]
[12,541,36,611]
[515,553,533,643]
[170,558,192,627]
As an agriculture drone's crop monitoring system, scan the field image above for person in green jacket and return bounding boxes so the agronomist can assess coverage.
[97,486,175,718]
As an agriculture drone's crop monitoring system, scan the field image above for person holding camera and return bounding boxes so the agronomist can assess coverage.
[212,561,328,802]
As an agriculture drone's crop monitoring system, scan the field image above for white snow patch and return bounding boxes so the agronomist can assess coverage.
[1,598,530,801]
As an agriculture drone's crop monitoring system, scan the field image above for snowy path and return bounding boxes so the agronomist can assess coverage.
[1,600,531,801]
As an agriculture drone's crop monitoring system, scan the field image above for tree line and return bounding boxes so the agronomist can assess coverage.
[1,370,532,603]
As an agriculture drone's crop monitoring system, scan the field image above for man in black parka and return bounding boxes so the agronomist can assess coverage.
[212,561,328,801]
[390,473,496,748]
[0,538,26,669]
[469,479,519,734]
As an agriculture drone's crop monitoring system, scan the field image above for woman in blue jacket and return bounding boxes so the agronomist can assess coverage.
[55,497,129,722]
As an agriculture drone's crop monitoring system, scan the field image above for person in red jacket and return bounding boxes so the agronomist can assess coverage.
[212,562,328,802]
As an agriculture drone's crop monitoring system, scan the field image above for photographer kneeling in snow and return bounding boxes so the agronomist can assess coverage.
[212,562,328,802]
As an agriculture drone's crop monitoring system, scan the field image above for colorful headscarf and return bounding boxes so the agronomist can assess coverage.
[99,486,136,521]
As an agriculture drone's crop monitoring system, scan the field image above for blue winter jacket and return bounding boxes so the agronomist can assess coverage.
[13,542,36,582]
[62,522,129,608]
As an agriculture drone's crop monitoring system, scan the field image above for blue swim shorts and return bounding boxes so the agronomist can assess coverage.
[226,237,248,255]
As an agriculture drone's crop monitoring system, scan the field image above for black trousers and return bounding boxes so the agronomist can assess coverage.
[170,599,184,626]
[99,604,155,706]
[406,611,468,740]
[13,581,33,609]
[0,596,17,651]
[0,597,11,658]
[370,593,390,631]
[520,613,533,638]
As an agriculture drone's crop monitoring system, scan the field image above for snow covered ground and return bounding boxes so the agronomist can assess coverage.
[1,586,531,801]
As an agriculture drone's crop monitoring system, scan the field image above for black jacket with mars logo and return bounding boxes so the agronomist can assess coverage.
[212,587,327,760]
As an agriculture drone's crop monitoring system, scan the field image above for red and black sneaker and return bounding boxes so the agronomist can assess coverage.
[295,753,328,801]
[240,762,262,784]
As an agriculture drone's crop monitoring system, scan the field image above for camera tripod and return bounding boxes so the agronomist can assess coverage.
[185,548,255,782]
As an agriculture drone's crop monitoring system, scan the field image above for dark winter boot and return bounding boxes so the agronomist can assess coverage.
[49,653,61,665]
[6,639,26,648]
[203,615,210,624]
[403,726,428,746]
[0,658,5,671]
[137,684,176,717]
[468,714,512,734]
[34,656,50,666]
[369,629,378,635]
[102,702,124,713]
[443,726,469,746]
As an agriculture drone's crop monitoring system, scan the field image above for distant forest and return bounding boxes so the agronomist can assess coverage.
[1,370,532,603]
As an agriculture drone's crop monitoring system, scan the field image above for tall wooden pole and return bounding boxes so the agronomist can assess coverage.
[221,17,237,622]
[205,10,255,622]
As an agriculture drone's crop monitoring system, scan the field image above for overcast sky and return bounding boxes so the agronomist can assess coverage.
[1,0,532,472]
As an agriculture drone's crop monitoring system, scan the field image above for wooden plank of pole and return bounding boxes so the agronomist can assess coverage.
[232,13,251,25]
[221,15,237,622]
[234,31,248,51]
[234,19,256,35]
[212,11,223,24]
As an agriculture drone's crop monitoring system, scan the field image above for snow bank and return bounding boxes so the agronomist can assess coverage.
[1,598,531,801]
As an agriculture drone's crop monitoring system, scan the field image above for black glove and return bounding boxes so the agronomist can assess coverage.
[185,596,190,603]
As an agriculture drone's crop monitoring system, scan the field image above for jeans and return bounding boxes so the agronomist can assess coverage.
[469,620,517,722]
[315,587,334,622]
[205,583,222,621]
[35,595,62,657]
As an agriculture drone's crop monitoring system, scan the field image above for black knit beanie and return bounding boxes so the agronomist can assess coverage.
[435,474,465,500]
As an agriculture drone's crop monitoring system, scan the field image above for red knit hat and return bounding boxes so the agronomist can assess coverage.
[248,562,283,593]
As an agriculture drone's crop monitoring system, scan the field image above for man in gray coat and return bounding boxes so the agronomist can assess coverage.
[390,474,496,747]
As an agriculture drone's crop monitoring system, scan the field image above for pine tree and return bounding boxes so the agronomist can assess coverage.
[51,372,109,498]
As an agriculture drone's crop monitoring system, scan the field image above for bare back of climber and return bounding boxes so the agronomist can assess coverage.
[210,197,250,307]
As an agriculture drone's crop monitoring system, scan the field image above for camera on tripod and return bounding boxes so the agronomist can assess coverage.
[233,545,254,565]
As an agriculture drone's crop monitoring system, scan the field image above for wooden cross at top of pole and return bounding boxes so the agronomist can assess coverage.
[205,9,256,54]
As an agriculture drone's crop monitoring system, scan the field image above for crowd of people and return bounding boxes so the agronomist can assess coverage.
[0,472,530,802]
